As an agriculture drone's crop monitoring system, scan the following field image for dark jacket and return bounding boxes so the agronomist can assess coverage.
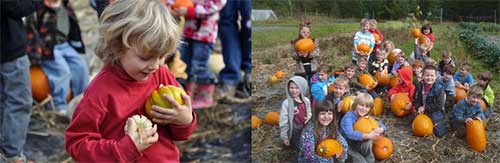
[1,0,39,63]
[414,81,445,113]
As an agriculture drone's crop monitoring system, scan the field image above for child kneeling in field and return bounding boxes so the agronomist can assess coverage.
[65,0,196,162]
[280,76,312,149]
[340,93,386,163]
[449,85,485,138]
[298,100,348,162]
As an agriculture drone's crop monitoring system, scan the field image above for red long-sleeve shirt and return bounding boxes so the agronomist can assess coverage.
[65,64,197,162]
[388,67,415,103]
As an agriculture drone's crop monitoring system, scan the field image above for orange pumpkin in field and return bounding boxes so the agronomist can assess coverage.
[358,74,376,90]
[357,43,371,54]
[30,66,51,102]
[412,27,421,38]
[466,120,487,152]
[371,97,384,116]
[353,116,380,134]
[316,139,343,158]
[373,136,393,160]
[387,51,397,66]
[418,35,430,45]
[264,112,280,126]
[455,87,467,103]
[390,93,411,117]
[172,0,194,10]
[251,115,263,129]
[480,99,487,112]
[274,70,286,79]
[295,38,315,53]
[375,72,390,87]
[412,114,433,137]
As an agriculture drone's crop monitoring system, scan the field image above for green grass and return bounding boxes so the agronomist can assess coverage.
[253,19,500,98]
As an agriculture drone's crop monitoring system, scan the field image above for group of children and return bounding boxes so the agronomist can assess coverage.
[280,18,495,162]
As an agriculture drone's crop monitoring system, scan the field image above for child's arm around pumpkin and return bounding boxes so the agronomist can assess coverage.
[340,112,379,141]
[151,93,197,140]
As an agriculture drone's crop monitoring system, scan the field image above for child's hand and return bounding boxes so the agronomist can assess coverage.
[405,103,412,110]
[151,94,194,126]
[125,118,159,152]
[366,131,379,140]
[373,127,384,134]
[417,106,425,114]
[465,118,473,124]
[283,139,290,146]
[298,51,308,57]
[475,117,482,122]
[304,117,310,124]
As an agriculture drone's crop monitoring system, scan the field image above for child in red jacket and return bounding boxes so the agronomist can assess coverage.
[64,0,196,162]
[388,67,415,112]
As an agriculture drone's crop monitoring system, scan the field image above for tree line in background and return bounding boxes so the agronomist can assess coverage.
[253,0,500,22]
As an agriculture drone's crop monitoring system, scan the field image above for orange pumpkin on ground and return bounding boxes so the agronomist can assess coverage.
[412,27,421,38]
[390,74,399,88]
[172,0,194,10]
[354,116,380,134]
[145,85,186,119]
[466,120,487,152]
[412,114,433,137]
[340,96,354,113]
[371,98,384,116]
[390,93,411,117]
[30,66,51,102]
[295,38,315,53]
[268,75,279,85]
[373,136,393,160]
[455,87,467,103]
[252,115,263,129]
[375,72,390,87]
[264,112,280,126]
[358,74,376,90]
[357,43,371,54]
[316,139,343,158]
[274,70,286,78]
[480,99,487,112]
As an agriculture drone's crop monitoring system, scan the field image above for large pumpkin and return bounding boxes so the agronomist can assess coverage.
[264,111,280,126]
[411,27,421,38]
[455,87,467,103]
[145,85,186,119]
[412,114,433,137]
[418,35,430,45]
[480,99,487,112]
[358,74,376,90]
[357,43,371,54]
[316,139,343,158]
[252,115,263,129]
[373,136,393,160]
[340,96,354,113]
[354,116,380,134]
[295,38,315,53]
[371,97,384,116]
[172,0,194,10]
[466,120,487,152]
[390,93,411,117]
[30,66,51,102]
[375,72,390,87]
[387,51,397,66]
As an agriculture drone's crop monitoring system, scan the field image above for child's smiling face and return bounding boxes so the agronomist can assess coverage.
[120,47,165,81]
[288,82,301,98]
[318,111,333,127]
[345,68,356,79]
[355,103,370,117]
[423,69,437,85]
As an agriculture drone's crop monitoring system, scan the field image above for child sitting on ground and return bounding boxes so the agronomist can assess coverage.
[343,63,365,95]
[411,59,424,87]
[454,63,475,91]
[449,85,485,138]
[438,65,456,114]
[391,51,410,75]
[298,100,348,162]
[438,50,456,76]
[388,67,415,113]
[325,76,350,125]
[476,71,494,119]
[65,0,196,161]
[340,93,386,163]
[280,76,312,149]
[311,64,336,104]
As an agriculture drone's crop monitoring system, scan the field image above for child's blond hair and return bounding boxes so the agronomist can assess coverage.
[460,63,471,71]
[425,58,437,67]
[334,76,350,89]
[358,56,368,64]
[369,19,378,28]
[352,92,374,111]
[467,85,484,98]
[96,0,180,64]
[382,41,394,49]
[360,18,369,26]
[442,50,452,59]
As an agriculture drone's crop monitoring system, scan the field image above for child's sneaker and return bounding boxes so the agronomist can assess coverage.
[4,153,34,163]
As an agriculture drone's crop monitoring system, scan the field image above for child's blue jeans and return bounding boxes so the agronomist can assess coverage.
[180,39,216,84]
[429,111,447,137]
[217,0,252,85]
[0,55,32,157]
[41,42,89,111]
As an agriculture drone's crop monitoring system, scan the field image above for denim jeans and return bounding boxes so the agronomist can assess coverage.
[0,55,32,157]
[180,39,216,83]
[41,42,89,111]
[217,0,252,85]
[429,111,447,137]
